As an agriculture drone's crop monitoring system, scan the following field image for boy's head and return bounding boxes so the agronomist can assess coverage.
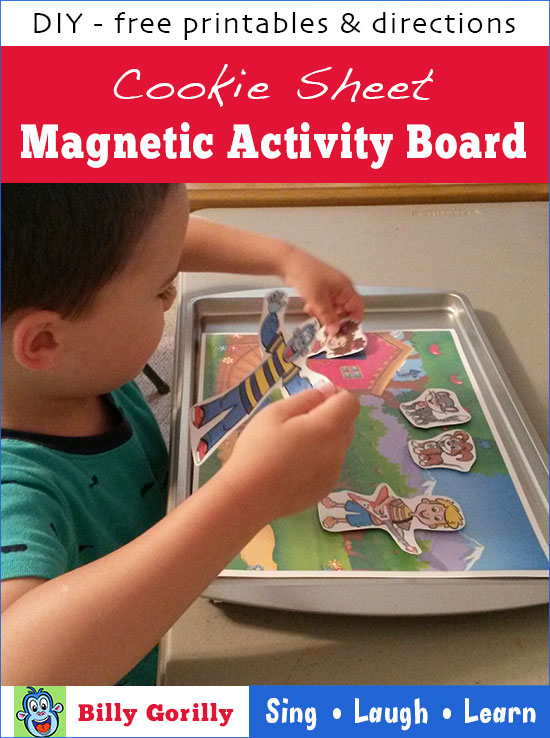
[2,183,188,397]
[2,184,175,320]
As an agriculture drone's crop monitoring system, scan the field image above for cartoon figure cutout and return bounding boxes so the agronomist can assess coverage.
[311,319,367,359]
[17,687,63,737]
[190,290,330,465]
[409,429,476,472]
[318,484,465,555]
[400,388,471,429]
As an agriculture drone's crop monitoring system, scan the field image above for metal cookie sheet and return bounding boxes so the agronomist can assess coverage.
[169,287,549,616]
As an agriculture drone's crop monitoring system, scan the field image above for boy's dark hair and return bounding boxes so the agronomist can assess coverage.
[1,184,174,320]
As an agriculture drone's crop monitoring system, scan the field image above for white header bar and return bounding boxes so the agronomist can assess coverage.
[1,1,549,46]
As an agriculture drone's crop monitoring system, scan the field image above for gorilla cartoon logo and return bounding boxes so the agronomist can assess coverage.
[16,687,63,737]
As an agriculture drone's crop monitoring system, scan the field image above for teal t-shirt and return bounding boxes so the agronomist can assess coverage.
[1,381,168,685]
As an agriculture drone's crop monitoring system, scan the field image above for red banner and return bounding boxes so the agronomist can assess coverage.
[1,46,547,181]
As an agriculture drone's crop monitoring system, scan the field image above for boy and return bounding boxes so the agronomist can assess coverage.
[1,184,361,685]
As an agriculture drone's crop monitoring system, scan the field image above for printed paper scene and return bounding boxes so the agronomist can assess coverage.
[196,316,548,574]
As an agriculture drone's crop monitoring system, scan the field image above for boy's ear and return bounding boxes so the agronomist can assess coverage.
[11,310,64,371]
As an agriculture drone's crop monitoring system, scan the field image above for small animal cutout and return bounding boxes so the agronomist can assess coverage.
[311,319,367,358]
[318,484,465,555]
[409,429,476,472]
[190,290,329,465]
[400,388,471,428]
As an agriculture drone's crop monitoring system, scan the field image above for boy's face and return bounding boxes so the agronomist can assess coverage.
[62,185,189,395]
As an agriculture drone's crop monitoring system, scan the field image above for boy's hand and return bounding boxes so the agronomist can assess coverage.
[282,249,363,335]
[220,386,360,525]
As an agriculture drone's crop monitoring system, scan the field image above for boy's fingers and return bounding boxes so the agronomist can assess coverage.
[273,387,332,421]
[342,293,364,322]
[303,301,337,332]
[308,389,360,432]
[325,322,341,337]
[316,380,337,397]
[305,301,345,327]
[303,294,341,329]
[348,307,364,323]
[309,293,363,332]
[334,288,364,322]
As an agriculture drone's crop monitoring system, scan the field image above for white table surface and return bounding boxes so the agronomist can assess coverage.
[160,201,548,686]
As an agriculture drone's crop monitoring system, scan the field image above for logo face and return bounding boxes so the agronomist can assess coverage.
[14,687,65,738]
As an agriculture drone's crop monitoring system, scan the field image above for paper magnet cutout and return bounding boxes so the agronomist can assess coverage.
[310,319,367,359]
[190,289,330,465]
[318,484,466,555]
[408,429,476,472]
[399,388,471,429]
[264,294,331,400]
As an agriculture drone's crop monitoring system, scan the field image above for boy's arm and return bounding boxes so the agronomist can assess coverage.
[181,217,363,332]
[180,216,291,277]
[1,388,359,686]
[1,468,263,686]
